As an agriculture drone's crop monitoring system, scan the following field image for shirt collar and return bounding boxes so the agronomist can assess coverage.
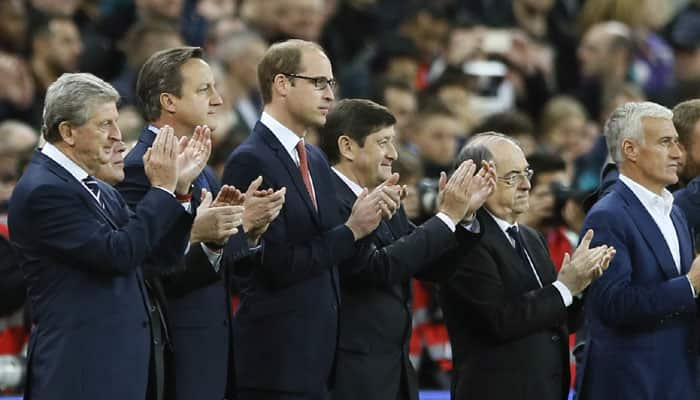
[619,174,674,215]
[485,208,519,236]
[331,167,363,196]
[41,141,89,182]
[260,111,303,157]
[148,125,160,134]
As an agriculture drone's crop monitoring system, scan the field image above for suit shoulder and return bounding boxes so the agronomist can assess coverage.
[123,142,148,166]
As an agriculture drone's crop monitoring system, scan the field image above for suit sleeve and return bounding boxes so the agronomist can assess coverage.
[222,150,356,289]
[118,162,226,297]
[339,213,458,286]
[29,183,185,276]
[444,239,569,344]
[583,208,696,328]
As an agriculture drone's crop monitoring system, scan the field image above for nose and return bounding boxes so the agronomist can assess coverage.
[110,123,122,142]
[386,142,398,161]
[670,141,683,159]
[519,174,532,190]
[211,86,224,106]
[323,83,334,101]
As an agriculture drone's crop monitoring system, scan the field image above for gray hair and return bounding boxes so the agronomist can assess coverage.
[42,73,120,143]
[604,101,673,164]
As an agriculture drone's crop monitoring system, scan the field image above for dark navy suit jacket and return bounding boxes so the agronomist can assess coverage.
[578,181,698,399]
[222,121,359,394]
[8,150,190,400]
[330,173,477,400]
[117,127,251,400]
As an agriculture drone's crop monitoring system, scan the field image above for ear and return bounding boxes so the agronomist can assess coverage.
[338,135,356,162]
[58,121,76,146]
[272,74,290,99]
[160,93,177,114]
[621,138,638,162]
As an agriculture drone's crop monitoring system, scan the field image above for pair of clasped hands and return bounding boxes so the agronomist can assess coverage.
[143,125,285,248]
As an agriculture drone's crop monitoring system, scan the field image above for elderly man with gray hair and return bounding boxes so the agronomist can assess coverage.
[8,72,208,400]
[577,101,700,399]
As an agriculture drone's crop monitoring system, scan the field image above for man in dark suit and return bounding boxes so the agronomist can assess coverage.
[117,46,285,400]
[317,98,496,400]
[222,40,392,400]
[578,102,700,399]
[439,132,613,400]
[8,73,196,400]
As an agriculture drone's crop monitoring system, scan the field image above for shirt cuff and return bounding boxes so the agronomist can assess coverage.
[435,212,456,232]
[201,243,223,272]
[460,218,480,233]
[553,280,573,307]
[687,276,698,298]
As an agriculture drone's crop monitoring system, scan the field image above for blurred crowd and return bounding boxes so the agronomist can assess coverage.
[2,0,700,394]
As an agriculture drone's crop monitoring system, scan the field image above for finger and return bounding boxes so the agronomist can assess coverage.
[199,188,213,208]
[438,171,448,192]
[143,148,152,163]
[577,229,594,251]
[246,176,263,196]
[400,185,408,200]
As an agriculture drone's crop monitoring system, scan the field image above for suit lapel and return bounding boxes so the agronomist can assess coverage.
[35,151,120,229]
[672,207,693,274]
[479,210,541,289]
[616,182,680,279]
[520,227,556,285]
[258,123,320,225]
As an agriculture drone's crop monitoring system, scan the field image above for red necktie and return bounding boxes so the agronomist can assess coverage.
[296,140,317,210]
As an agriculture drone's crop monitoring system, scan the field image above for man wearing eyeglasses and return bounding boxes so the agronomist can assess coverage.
[439,132,615,400]
[222,40,393,400]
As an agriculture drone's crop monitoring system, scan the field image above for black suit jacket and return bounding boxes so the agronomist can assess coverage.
[117,127,252,400]
[222,121,359,395]
[330,173,480,400]
[440,209,582,400]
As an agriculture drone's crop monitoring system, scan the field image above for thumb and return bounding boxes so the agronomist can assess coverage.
[357,187,369,201]
[562,252,570,268]
[246,176,263,195]
[386,172,400,186]
[199,188,213,208]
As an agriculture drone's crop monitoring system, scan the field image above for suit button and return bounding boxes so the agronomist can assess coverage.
[551,335,560,342]
[331,304,337,311]
[142,320,148,328]
[154,338,159,345]
[223,319,228,326]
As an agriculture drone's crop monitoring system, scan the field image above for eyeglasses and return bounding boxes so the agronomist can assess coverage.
[283,73,336,90]
[497,168,534,186]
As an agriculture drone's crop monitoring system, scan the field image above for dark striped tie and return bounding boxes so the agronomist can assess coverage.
[82,176,103,207]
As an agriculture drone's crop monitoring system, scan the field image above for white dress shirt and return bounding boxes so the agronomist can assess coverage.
[486,210,574,306]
